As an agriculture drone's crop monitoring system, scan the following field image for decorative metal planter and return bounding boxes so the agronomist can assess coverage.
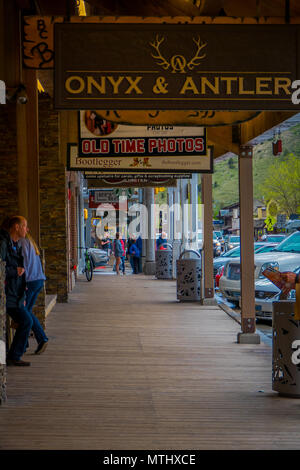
[155,243,173,279]
[176,250,202,301]
[272,300,300,397]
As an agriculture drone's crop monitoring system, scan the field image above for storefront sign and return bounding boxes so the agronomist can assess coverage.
[84,172,191,179]
[87,176,177,189]
[54,23,300,111]
[79,111,206,158]
[67,143,212,173]
[89,190,123,209]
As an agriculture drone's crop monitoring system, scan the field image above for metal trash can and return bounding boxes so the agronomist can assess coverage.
[155,243,173,279]
[176,250,202,301]
[272,300,300,397]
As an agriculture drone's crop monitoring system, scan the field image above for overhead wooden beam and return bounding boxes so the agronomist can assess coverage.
[207,127,240,155]
[240,110,297,144]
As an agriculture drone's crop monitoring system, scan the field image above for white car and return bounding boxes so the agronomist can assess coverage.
[225,235,240,251]
[219,231,300,304]
[254,266,299,321]
[88,248,109,268]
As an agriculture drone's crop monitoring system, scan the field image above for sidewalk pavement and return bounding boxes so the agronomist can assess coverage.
[0,271,300,450]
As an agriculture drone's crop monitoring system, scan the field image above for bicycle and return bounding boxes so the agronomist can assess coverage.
[78,247,93,281]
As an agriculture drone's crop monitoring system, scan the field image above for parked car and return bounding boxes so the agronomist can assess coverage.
[254,266,299,322]
[197,231,222,256]
[261,234,286,243]
[213,232,222,257]
[213,243,276,279]
[219,231,300,304]
[225,235,240,251]
[88,248,109,268]
[213,230,225,252]
[254,243,278,254]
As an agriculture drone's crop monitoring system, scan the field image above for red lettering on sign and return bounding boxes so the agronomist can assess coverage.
[148,139,157,153]
[157,139,168,152]
[136,139,145,153]
[176,138,185,152]
[194,138,204,152]
[185,138,194,152]
[82,140,91,154]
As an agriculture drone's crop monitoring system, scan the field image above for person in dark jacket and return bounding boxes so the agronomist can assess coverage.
[126,235,135,273]
[129,238,140,274]
[0,216,32,366]
[136,236,143,273]
[156,231,168,250]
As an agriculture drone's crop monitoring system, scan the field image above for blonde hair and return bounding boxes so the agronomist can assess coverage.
[26,233,40,256]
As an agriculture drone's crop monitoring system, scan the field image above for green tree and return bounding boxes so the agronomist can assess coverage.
[260,154,300,217]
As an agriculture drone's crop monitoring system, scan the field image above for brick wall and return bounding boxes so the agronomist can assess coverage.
[39,95,68,303]
[0,260,6,404]
[67,171,79,290]
[0,106,19,221]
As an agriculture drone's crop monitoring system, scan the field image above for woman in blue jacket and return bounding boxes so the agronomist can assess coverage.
[129,238,140,274]
[19,232,48,355]
[113,232,123,275]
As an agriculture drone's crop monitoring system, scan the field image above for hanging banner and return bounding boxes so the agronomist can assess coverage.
[84,172,192,179]
[67,143,213,173]
[54,23,300,111]
[87,178,177,189]
[89,190,123,209]
[79,111,206,158]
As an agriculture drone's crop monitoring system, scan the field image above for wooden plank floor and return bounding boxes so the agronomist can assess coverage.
[1,270,300,450]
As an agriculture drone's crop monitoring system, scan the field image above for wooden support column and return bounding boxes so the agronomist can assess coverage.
[143,187,156,275]
[23,69,40,244]
[190,173,198,250]
[238,146,260,344]
[180,179,189,250]
[167,187,174,242]
[201,174,215,303]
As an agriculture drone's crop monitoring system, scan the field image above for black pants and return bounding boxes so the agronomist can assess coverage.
[132,256,139,274]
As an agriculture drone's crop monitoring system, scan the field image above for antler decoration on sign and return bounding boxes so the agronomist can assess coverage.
[149,35,170,71]
[187,37,207,70]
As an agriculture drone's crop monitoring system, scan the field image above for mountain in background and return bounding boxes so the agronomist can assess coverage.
[212,123,300,216]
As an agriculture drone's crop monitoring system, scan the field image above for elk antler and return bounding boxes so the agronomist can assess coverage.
[187,36,207,70]
[149,35,170,71]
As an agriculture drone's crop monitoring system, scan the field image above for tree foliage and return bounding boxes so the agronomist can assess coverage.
[260,154,300,217]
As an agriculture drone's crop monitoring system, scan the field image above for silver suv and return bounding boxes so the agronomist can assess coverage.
[219,231,300,304]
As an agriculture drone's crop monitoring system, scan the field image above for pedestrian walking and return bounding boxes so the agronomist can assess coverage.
[120,237,126,275]
[0,216,31,366]
[127,234,135,273]
[136,235,143,273]
[129,237,140,274]
[113,232,123,275]
[18,232,49,355]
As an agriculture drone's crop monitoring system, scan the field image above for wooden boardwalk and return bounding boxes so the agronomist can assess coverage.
[0,270,300,450]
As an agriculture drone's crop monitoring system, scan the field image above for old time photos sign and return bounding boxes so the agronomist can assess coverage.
[78,112,211,172]
[79,110,207,166]
[67,143,213,173]
[54,23,300,111]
